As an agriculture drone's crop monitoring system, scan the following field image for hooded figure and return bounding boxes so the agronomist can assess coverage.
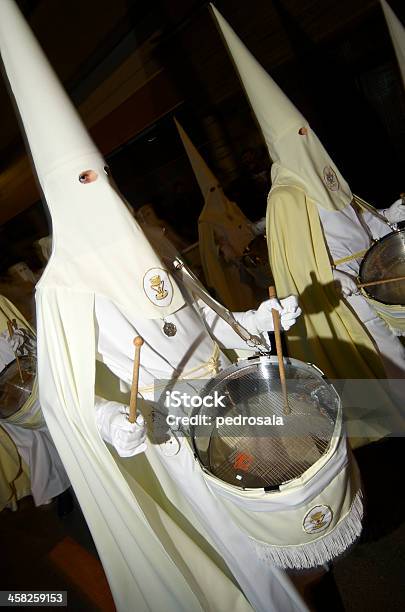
[175,118,258,310]
[381,0,405,88]
[211,5,405,403]
[8,262,37,284]
[136,203,188,253]
[34,235,52,265]
[0,2,304,610]
[0,295,70,511]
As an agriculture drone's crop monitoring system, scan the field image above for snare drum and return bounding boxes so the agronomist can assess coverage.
[0,357,35,419]
[359,229,405,334]
[188,356,363,569]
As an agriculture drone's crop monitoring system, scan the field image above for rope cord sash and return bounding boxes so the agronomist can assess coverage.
[333,249,369,267]
[138,343,220,395]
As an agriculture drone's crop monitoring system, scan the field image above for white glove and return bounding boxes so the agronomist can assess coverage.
[95,399,147,458]
[0,328,25,353]
[333,269,359,297]
[239,296,301,336]
[383,199,405,224]
[250,218,266,236]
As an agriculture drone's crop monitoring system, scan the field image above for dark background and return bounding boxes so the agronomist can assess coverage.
[0,0,404,270]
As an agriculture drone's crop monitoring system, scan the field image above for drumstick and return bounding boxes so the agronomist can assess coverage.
[7,321,24,383]
[268,286,290,415]
[128,336,144,424]
[357,275,405,289]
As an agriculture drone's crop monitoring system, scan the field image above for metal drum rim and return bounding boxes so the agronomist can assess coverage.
[359,228,405,306]
[188,355,342,493]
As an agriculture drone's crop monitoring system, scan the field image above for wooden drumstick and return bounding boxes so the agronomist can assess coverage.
[357,275,405,289]
[268,286,290,415]
[128,336,144,424]
[7,321,23,383]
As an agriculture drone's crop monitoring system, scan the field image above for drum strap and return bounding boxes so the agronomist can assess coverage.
[170,257,266,351]
[333,195,392,266]
[353,194,396,232]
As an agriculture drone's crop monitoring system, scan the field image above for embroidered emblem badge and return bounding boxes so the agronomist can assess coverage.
[143,268,173,307]
[303,505,333,534]
[323,166,340,192]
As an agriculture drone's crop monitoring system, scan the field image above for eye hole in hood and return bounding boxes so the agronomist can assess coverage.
[79,170,98,184]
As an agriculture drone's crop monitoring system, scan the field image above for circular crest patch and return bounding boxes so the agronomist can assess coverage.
[143,268,174,307]
[323,166,340,192]
[303,505,333,534]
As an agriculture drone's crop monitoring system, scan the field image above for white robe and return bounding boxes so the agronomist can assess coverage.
[0,338,70,506]
[94,294,306,612]
[318,203,405,379]
[95,296,254,398]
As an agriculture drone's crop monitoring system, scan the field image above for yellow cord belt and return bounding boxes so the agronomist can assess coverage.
[138,343,220,395]
[333,248,369,267]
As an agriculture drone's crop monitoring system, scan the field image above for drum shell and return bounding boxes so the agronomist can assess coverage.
[0,357,35,419]
[190,355,342,493]
[359,229,405,334]
[187,356,362,568]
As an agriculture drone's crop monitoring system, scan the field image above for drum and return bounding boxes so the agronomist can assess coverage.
[359,229,405,334]
[188,356,363,569]
[0,357,35,419]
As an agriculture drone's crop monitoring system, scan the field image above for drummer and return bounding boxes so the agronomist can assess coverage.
[0,294,70,511]
[175,118,262,311]
[212,7,405,387]
[0,2,306,608]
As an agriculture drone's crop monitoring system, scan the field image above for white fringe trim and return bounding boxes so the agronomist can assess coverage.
[249,490,363,569]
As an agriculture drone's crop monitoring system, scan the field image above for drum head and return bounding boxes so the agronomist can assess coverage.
[191,357,339,490]
[360,229,405,305]
[0,357,35,419]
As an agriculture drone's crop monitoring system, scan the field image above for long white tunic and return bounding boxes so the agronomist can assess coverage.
[95,296,256,398]
[94,294,306,612]
[318,203,405,378]
[0,338,70,506]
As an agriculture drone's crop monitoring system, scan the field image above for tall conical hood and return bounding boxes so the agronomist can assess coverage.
[174,118,219,199]
[0,0,184,318]
[381,0,405,88]
[210,4,352,211]
[175,117,253,233]
[175,118,254,311]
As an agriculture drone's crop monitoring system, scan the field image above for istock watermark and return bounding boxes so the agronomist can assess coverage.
[164,390,227,409]
[148,377,405,440]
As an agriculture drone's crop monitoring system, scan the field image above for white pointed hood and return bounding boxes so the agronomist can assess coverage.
[211,4,352,211]
[381,0,405,88]
[174,117,219,200]
[175,117,256,310]
[0,0,184,319]
[175,117,253,234]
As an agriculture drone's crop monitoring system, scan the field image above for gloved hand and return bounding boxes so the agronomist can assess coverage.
[383,199,405,224]
[255,296,301,332]
[250,218,266,236]
[333,269,359,297]
[95,399,147,458]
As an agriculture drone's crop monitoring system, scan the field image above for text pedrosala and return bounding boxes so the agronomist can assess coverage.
[166,414,284,428]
